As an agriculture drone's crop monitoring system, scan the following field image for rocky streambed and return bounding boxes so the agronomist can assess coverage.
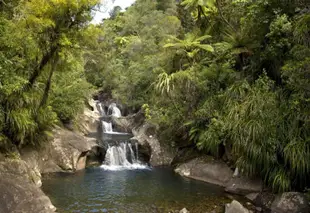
[0,99,309,213]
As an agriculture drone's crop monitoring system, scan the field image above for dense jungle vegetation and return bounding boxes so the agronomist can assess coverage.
[0,0,99,149]
[1,0,310,193]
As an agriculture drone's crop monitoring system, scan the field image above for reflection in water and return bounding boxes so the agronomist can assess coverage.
[42,167,229,213]
[43,168,227,213]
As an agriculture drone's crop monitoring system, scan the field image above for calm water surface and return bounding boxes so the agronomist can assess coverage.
[42,167,229,213]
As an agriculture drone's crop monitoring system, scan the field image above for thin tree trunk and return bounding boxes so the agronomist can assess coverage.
[39,54,59,108]
[26,45,58,90]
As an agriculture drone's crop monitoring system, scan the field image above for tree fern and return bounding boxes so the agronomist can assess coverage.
[164,33,214,59]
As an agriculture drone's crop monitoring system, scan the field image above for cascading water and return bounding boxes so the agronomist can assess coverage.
[101,141,148,171]
[99,103,149,170]
[102,121,113,133]
[96,102,105,116]
[135,142,139,161]
[108,103,121,118]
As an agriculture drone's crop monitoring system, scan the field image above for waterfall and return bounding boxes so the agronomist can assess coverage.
[96,102,105,116]
[101,142,148,171]
[97,101,148,170]
[135,142,139,161]
[102,121,113,133]
[108,103,121,118]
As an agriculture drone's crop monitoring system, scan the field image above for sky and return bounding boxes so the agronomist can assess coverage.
[92,0,136,24]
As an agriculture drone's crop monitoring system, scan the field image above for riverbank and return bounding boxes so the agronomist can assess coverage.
[0,100,309,213]
[111,107,310,213]
[0,102,103,213]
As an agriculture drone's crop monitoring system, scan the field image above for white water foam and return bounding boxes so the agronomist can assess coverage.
[101,142,149,171]
[108,103,121,118]
[100,164,150,171]
[102,121,113,133]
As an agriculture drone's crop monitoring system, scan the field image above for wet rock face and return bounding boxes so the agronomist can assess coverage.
[111,116,132,133]
[271,192,310,213]
[175,157,264,198]
[112,112,175,166]
[86,145,106,167]
[0,159,56,213]
[130,138,151,163]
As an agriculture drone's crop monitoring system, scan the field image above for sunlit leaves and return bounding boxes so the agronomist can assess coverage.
[181,0,217,20]
[164,33,214,58]
[155,72,174,94]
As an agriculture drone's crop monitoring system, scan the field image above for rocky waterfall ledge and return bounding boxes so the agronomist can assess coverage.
[112,111,175,166]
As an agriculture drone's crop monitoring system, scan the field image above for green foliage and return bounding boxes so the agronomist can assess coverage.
[0,0,98,150]
[50,61,93,123]
[181,0,217,21]
[164,33,214,59]
[84,0,310,193]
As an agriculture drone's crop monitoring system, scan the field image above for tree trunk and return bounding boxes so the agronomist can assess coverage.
[24,45,58,91]
[39,54,59,108]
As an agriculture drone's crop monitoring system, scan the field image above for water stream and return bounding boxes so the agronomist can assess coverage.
[42,101,230,213]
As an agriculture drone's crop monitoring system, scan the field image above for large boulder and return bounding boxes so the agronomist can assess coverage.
[271,192,310,213]
[21,128,98,174]
[225,200,250,213]
[0,158,56,213]
[225,176,263,195]
[175,157,264,196]
[175,157,233,186]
